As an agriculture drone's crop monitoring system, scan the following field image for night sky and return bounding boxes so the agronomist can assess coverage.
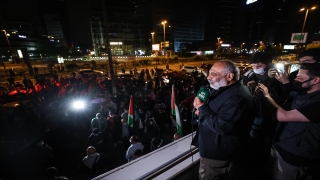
[1,0,320,47]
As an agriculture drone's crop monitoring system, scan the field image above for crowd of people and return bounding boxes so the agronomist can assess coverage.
[0,62,207,179]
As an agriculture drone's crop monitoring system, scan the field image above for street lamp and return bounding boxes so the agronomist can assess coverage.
[298,6,316,48]
[151,32,155,44]
[161,21,167,42]
[217,37,221,57]
[240,43,245,52]
[2,30,16,64]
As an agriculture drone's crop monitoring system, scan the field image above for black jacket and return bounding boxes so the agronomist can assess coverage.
[275,90,320,166]
[192,81,255,160]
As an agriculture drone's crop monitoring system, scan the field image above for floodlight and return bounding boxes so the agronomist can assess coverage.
[72,100,85,109]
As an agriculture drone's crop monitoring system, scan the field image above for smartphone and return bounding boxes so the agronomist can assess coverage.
[275,63,285,73]
[289,64,300,73]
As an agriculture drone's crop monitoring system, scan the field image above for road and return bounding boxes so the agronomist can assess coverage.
[0,57,252,86]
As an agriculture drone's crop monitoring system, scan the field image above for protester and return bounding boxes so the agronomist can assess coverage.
[88,128,107,153]
[0,59,209,179]
[78,146,108,179]
[44,167,69,180]
[33,66,39,76]
[192,60,255,179]
[91,113,107,132]
[126,135,144,162]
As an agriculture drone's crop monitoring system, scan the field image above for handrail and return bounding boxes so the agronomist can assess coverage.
[93,133,199,180]
[136,147,198,180]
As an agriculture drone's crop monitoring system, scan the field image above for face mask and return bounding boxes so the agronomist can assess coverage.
[110,115,114,118]
[253,68,265,75]
[292,78,314,92]
[122,123,127,125]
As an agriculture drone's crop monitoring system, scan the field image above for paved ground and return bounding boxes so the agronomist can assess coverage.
[0,57,252,88]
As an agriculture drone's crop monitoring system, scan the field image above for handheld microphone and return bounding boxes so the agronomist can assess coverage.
[192,88,210,115]
[196,88,210,103]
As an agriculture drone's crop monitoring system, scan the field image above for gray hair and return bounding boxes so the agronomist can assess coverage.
[220,60,240,81]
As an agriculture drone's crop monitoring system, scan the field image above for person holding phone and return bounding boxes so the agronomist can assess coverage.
[242,52,284,101]
[257,63,320,180]
[243,52,285,169]
[268,48,320,93]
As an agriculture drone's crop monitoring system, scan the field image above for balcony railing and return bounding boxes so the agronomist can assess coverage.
[93,133,200,180]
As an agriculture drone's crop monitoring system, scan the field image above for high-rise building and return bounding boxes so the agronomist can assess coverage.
[87,0,147,56]
[205,0,242,46]
[172,0,205,52]
[106,0,146,55]
[244,0,285,47]
[0,0,53,58]
[37,0,74,48]
[44,13,69,47]
[146,0,206,53]
[88,0,107,56]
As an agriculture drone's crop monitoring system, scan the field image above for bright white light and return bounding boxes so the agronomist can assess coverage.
[72,101,85,109]
[246,0,257,5]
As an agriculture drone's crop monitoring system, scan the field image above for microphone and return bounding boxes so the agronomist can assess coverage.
[192,88,210,116]
[196,88,210,102]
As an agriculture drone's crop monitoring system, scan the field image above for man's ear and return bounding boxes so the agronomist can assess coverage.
[227,73,234,81]
[315,76,320,83]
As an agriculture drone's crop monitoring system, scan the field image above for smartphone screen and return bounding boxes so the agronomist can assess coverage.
[289,64,300,73]
[275,63,285,73]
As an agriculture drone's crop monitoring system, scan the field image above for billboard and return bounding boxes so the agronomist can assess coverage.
[221,44,231,47]
[283,45,295,50]
[290,33,308,43]
[152,44,160,51]
[161,41,170,48]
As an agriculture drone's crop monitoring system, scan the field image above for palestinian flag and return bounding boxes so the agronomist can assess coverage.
[128,96,134,128]
[171,85,183,135]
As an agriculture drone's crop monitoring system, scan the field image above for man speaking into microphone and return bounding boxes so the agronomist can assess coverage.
[192,60,255,180]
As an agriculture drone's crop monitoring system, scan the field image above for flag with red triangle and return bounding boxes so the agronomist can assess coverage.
[128,96,134,128]
[171,85,182,135]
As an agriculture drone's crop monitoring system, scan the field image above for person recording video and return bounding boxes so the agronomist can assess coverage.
[191,60,255,180]
[268,48,320,94]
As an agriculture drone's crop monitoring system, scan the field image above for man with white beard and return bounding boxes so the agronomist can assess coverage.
[192,60,255,180]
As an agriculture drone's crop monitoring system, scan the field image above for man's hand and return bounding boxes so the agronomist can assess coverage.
[247,80,258,88]
[257,83,271,98]
[268,68,277,78]
[275,69,290,84]
[193,96,204,110]
[194,109,200,116]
